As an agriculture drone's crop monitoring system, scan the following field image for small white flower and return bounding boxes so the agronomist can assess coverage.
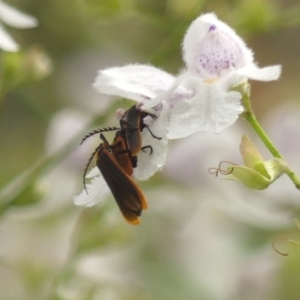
[74,13,282,207]
[142,13,281,138]
[74,67,172,207]
[0,1,38,52]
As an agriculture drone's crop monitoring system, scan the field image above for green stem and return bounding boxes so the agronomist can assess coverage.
[241,84,300,189]
[242,110,283,159]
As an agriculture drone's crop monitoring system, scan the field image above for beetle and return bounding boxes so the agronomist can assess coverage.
[80,104,161,224]
[80,105,154,191]
[118,105,156,156]
[83,133,148,225]
[80,104,161,157]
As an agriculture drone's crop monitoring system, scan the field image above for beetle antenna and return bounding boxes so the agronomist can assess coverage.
[80,127,119,145]
[83,144,102,194]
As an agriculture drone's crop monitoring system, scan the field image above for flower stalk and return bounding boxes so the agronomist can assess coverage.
[241,85,300,189]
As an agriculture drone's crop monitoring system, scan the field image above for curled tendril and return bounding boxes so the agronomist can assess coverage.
[272,236,289,256]
[208,161,238,177]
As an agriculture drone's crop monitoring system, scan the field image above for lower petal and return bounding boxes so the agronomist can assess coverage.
[134,107,169,180]
[85,166,100,178]
[73,174,110,207]
[167,80,243,139]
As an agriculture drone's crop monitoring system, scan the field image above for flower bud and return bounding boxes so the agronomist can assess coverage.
[225,135,284,189]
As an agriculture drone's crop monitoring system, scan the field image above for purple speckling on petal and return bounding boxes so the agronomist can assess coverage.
[209,25,217,32]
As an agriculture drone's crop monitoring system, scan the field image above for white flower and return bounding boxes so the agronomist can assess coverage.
[142,13,281,138]
[74,66,172,207]
[73,13,282,207]
[0,1,38,52]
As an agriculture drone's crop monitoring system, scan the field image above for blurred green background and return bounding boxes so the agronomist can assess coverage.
[1,0,300,299]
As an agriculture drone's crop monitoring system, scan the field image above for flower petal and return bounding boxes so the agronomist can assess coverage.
[183,13,253,79]
[94,64,175,103]
[238,65,282,81]
[85,166,100,178]
[167,75,243,139]
[73,174,110,207]
[141,78,195,112]
[133,107,169,180]
[0,23,18,51]
[0,1,38,28]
